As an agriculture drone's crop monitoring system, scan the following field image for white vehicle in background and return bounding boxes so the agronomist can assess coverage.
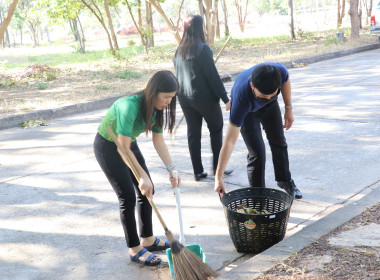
[371,0,380,41]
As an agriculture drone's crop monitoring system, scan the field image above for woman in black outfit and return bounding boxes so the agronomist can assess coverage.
[174,14,233,181]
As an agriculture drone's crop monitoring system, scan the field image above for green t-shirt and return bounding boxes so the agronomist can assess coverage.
[98,94,163,142]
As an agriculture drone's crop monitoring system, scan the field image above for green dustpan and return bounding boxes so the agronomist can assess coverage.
[166,244,208,279]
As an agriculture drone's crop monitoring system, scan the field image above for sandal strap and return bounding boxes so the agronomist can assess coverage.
[134,247,148,259]
[152,237,160,246]
[146,253,157,263]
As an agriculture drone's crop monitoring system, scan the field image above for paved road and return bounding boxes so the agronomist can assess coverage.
[1,48,380,280]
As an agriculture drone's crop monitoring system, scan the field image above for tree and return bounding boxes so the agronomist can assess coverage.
[234,0,248,32]
[147,0,183,44]
[40,0,86,52]
[104,0,119,51]
[348,0,360,38]
[220,0,229,36]
[0,0,20,45]
[337,0,346,27]
[145,1,154,47]
[198,0,218,45]
[80,0,119,55]
[124,0,148,52]
[17,0,42,48]
[288,0,295,39]
[9,10,25,44]
[124,0,154,52]
[363,0,373,25]
[203,0,218,45]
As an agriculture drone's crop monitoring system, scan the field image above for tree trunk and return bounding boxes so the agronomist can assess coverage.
[234,0,248,33]
[5,29,10,47]
[221,0,229,36]
[337,0,341,26]
[27,21,38,48]
[45,27,51,44]
[71,19,79,41]
[204,0,211,43]
[148,0,181,44]
[198,0,205,18]
[125,0,147,52]
[77,16,86,52]
[358,0,362,29]
[104,0,119,51]
[80,0,115,55]
[340,0,346,26]
[0,0,20,44]
[146,1,154,48]
[288,0,295,39]
[137,0,143,27]
[212,0,218,41]
[349,0,360,38]
[216,0,220,38]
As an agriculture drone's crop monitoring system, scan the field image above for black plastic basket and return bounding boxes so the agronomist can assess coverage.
[221,187,293,254]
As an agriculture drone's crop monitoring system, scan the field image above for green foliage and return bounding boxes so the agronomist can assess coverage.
[0,77,15,87]
[127,39,136,46]
[255,0,272,16]
[113,69,142,79]
[39,0,83,24]
[21,118,49,129]
[44,71,57,81]
[38,82,48,90]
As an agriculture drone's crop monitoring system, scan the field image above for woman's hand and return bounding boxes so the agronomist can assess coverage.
[169,169,181,189]
[138,176,154,200]
[225,100,231,111]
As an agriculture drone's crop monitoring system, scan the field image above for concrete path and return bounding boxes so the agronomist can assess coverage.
[1,48,380,280]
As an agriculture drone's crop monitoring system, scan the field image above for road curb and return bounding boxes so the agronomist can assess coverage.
[1,43,379,131]
[216,181,380,279]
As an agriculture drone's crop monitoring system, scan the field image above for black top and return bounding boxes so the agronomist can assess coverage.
[173,43,229,104]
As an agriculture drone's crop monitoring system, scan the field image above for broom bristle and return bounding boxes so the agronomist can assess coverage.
[171,240,218,280]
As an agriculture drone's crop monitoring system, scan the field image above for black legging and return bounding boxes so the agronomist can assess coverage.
[240,100,291,188]
[179,99,224,174]
[93,133,153,248]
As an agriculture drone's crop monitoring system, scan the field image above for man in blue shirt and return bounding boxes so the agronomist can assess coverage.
[214,63,302,199]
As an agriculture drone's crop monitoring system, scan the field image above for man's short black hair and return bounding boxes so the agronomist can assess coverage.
[251,64,281,95]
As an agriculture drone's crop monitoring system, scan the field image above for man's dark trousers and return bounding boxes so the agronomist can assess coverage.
[240,100,291,188]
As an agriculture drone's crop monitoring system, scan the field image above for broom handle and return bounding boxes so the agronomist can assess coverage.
[105,126,170,232]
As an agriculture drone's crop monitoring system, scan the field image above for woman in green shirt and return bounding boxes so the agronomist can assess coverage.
[94,70,181,266]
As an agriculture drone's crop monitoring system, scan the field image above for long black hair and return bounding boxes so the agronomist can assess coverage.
[176,14,206,60]
[139,70,179,134]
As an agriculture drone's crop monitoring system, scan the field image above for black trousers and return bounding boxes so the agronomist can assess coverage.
[93,133,153,248]
[240,100,291,188]
[179,99,223,174]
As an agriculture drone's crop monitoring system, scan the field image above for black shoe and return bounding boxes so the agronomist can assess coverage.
[224,169,234,176]
[194,172,208,181]
[212,169,234,176]
[277,179,303,199]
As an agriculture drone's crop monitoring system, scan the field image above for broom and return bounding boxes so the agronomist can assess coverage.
[105,126,218,280]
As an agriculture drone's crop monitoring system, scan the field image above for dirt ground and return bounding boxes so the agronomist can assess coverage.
[256,202,380,280]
